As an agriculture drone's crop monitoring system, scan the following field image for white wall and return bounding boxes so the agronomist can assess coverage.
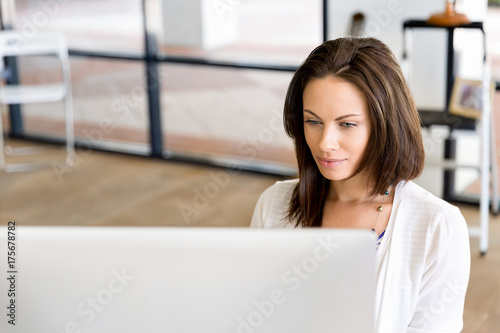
[161,0,238,50]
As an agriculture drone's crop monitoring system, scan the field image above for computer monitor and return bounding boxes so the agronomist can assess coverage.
[0,226,376,333]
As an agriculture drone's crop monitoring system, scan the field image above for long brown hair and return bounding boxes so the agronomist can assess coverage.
[284,37,424,227]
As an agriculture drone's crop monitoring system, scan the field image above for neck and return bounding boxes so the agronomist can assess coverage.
[328,173,378,203]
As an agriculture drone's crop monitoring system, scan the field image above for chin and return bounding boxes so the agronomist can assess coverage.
[315,165,350,182]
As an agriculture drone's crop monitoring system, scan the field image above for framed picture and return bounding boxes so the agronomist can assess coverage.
[449,77,494,120]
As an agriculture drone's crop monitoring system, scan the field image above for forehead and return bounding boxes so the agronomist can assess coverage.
[302,77,369,117]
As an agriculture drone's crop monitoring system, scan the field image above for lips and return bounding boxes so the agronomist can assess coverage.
[317,157,345,168]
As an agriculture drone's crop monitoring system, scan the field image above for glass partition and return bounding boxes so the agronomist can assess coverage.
[20,56,149,152]
[160,63,296,168]
[151,0,322,67]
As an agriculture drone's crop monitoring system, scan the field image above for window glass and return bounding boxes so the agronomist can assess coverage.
[160,63,296,168]
[153,0,322,66]
[21,57,149,152]
[14,0,144,53]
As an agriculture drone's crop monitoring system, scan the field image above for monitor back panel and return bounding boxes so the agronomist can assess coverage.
[0,227,376,333]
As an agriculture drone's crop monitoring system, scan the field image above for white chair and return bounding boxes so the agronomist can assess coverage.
[0,31,75,172]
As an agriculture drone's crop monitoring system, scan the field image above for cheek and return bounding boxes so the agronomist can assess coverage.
[354,133,371,155]
[337,129,367,153]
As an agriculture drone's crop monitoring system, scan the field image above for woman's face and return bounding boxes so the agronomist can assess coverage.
[303,77,371,182]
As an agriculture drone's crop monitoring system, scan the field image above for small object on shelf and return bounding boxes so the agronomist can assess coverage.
[427,0,470,27]
[349,12,365,37]
[449,77,495,120]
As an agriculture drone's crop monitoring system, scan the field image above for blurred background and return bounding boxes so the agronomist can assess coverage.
[1,0,499,191]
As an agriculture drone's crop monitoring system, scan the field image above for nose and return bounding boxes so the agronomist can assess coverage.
[318,126,339,152]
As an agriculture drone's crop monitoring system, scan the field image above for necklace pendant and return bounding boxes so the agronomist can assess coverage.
[377,206,383,212]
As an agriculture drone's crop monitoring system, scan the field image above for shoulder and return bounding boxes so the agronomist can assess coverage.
[394,180,469,256]
[250,179,298,228]
[397,181,464,223]
[258,178,298,203]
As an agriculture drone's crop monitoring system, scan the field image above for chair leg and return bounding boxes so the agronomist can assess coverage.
[64,93,75,166]
[479,120,490,255]
[490,112,499,215]
[479,66,493,255]
[0,104,6,170]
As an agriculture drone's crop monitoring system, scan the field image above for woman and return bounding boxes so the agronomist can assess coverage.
[251,37,470,332]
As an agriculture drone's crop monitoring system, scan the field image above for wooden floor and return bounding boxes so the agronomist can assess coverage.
[1,140,499,332]
[0,140,283,227]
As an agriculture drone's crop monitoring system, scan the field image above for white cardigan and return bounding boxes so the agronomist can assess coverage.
[250,179,470,333]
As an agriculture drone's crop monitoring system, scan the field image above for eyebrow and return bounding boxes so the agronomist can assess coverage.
[303,109,362,121]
